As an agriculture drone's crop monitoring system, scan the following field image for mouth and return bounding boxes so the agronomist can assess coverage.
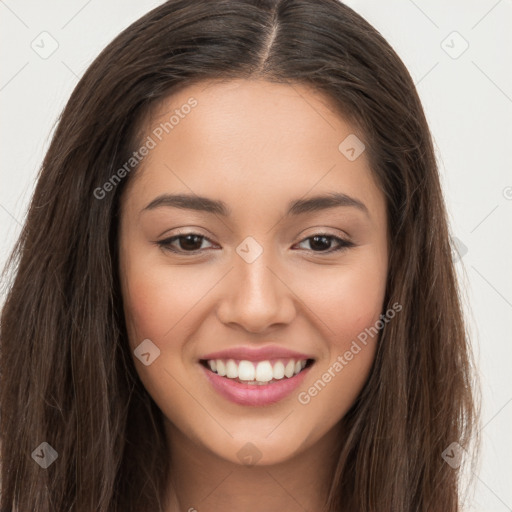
[200,357,315,384]
[199,357,315,406]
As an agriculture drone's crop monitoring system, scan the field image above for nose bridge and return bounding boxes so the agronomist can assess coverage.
[235,236,282,307]
[216,236,295,331]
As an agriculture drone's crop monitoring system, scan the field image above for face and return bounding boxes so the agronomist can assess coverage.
[118,79,388,466]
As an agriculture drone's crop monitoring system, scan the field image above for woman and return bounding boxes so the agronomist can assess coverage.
[0,0,479,510]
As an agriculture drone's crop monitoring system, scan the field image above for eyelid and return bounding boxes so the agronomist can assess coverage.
[156,226,212,240]
[296,226,351,241]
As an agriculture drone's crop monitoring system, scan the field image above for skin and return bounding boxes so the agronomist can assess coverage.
[118,78,389,511]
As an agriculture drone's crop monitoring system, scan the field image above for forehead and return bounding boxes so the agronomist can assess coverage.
[145,78,355,155]
[123,79,385,224]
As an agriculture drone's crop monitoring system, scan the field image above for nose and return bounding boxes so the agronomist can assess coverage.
[216,250,296,334]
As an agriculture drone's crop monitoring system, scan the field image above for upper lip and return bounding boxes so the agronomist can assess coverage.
[200,345,314,362]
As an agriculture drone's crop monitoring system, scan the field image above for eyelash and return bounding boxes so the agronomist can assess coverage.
[155,232,355,255]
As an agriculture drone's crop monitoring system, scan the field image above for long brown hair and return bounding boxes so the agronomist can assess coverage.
[0,1,479,510]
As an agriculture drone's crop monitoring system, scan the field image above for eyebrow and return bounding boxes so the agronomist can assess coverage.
[142,192,370,218]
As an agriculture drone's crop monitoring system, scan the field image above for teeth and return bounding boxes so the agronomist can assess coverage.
[273,361,285,379]
[226,359,238,378]
[216,360,226,377]
[206,358,309,383]
[255,361,273,382]
[238,360,255,381]
[284,360,295,378]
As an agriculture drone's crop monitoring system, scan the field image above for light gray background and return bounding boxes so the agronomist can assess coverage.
[1,1,511,510]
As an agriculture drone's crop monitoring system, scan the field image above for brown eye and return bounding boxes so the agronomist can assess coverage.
[157,233,214,253]
[156,232,354,256]
[295,234,354,253]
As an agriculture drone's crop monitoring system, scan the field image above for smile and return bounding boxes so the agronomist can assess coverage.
[201,358,313,384]
[200,357,315,406]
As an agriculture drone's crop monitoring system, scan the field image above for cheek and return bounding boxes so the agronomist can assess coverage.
[119,256,207,415]
[333,273,385,346]
[293,263,386,428]
[120,255,208,347]
[300,256,387,352]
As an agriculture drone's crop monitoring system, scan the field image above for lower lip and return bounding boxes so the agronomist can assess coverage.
[201,363,312,406]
